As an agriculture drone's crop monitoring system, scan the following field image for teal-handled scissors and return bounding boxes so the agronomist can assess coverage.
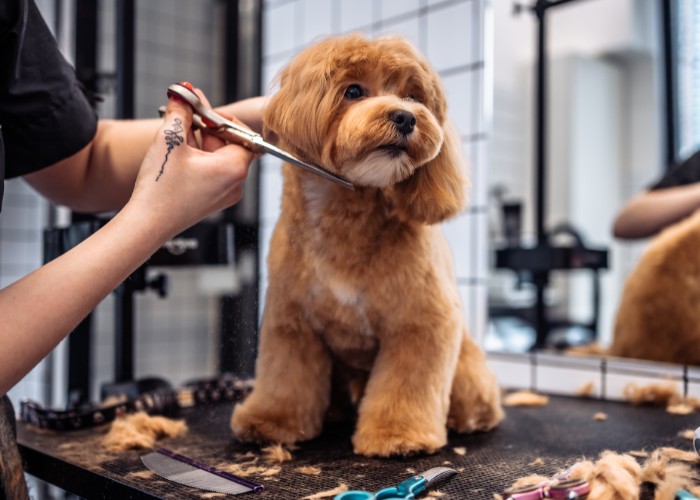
[334,467,456,499]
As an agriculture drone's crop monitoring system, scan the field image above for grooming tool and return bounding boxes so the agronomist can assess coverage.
[501,477,590,499]
[676,491,700,500]
[21,375,252,431]
[141,448,263,495]
[334,467,456,499]
[163,82,355,190]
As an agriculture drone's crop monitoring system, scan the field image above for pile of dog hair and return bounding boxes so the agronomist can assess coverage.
[495,447,700,500]
[502,390,549,407]
[101,412,187,452]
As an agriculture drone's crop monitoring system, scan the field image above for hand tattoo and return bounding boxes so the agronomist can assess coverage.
[156,118,184,181]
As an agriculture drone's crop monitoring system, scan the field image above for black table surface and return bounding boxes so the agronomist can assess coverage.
[16,395,700,499]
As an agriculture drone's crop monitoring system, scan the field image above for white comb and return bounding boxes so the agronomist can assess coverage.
[141,448,263,495]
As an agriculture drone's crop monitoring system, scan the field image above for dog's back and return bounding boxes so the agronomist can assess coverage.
[611,209,700,365]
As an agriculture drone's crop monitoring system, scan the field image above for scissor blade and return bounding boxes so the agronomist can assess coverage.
[252,139,355,190]
[166,83,355,190]
[421,467,457,486]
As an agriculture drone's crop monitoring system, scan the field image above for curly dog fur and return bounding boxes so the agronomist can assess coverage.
[231,34,503,457]
[612,209,700,365]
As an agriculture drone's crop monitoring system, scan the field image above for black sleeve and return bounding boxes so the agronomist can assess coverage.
[649,150,700,191]
[0,0,97,178]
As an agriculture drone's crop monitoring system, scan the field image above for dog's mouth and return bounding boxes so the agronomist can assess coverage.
[377,144,407,157]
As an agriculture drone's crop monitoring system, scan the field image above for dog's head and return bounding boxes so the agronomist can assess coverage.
[264,34,467,224]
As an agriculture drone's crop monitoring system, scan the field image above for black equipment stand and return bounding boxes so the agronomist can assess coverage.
[495,0,608,349]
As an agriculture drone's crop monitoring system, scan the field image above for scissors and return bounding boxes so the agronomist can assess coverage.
[162,82,355,190]
[334,467,456,499]
[676,491,700,500]
[501,477,590,499]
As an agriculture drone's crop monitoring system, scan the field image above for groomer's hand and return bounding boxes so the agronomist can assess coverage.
[128,87,255,238]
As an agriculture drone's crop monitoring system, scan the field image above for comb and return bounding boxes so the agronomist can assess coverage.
[141,448,263,495]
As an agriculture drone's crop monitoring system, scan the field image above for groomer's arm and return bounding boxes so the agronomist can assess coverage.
[613,183,700,239]
[23,96,266,213]
[0,96,253,396]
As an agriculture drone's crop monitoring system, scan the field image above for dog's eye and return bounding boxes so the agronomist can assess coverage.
[344,84,364,100]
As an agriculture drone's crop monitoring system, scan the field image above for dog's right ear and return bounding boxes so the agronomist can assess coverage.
[261,68,288,147]
[262,61,333,162]
[262,125,280,146]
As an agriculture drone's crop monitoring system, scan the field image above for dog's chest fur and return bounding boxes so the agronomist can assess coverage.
[279,177,421,370]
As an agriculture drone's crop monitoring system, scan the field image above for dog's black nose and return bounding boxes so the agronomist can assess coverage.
[389,110,416,135]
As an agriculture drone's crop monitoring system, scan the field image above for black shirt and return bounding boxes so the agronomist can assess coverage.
[0,0,97,210]
[649,150,700,191]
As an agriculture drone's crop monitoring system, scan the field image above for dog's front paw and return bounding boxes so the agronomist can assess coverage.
[231,400,322,445]
[447,404,504,433]
[447,385,504,433]
[352,425,446,457]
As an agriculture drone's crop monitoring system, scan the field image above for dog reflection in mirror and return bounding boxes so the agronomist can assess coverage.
[612,209,700,366]
[231,34,503,456]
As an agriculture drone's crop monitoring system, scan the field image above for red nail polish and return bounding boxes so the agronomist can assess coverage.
[167,89,186,103]
[202,117,217,128]
[178,81,195,92]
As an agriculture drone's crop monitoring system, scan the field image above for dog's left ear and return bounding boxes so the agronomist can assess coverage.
[390,120,468,224]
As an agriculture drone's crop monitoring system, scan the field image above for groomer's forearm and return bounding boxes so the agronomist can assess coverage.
[0,203,169,396]
[24,99,265,213]
[216,96,266,134]
[24,119,161,213]
[84,119,163,209]
[613,183,700,239]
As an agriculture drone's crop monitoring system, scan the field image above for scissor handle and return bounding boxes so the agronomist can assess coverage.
[375,486,414,499]
[502,482,546,500]
[334,491,376,500]
[165,82,355,190]
[335,475,425,500]
[334,488,411,500]
[677,490,700,500]
[548,478,590,499]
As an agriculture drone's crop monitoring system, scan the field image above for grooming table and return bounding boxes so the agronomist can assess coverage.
[17,395,699,499]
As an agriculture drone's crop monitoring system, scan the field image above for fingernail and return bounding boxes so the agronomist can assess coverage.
[178,81,195,92]
[167,89,186,103]
[202,117,217,128]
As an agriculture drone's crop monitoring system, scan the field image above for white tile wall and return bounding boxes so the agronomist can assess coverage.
[300,0,333,43]
[264,2,298,56]
[338,0,375,33]
[489,351,700,402]
[260,0,491,344]
[426,2,475,71]
[381,0,422,20]
[375,16,421,48]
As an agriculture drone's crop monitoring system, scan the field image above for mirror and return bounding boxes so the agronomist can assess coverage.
[486,0,669,359]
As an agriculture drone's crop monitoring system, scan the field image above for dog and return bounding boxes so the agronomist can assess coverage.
[611,209,700,366]
[231,34,503,457]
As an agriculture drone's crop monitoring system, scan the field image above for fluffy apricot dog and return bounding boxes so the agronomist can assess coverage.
[611,209,700,365]
[231,34,503,456]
